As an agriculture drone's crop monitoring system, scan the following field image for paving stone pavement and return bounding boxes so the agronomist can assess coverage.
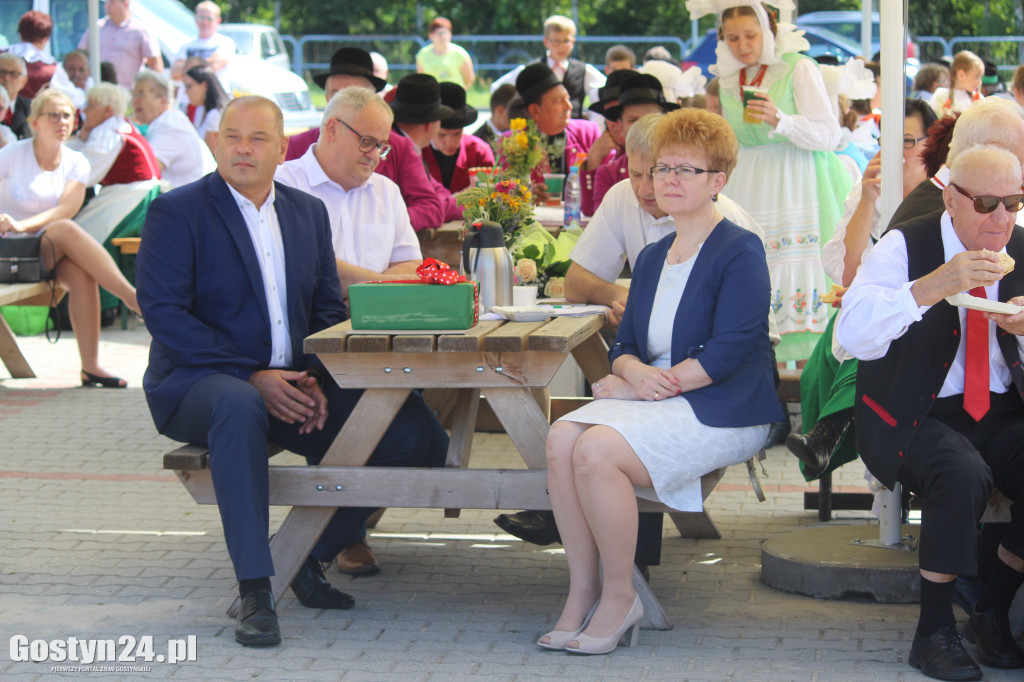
[1,323,1021,681]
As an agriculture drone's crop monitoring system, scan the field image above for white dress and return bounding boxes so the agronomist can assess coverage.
[556,251,769,512]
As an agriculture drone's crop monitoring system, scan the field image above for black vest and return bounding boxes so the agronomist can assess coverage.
[854,211,1024,487]
[534,57,587,119]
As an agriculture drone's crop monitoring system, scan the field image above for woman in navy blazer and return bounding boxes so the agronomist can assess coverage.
[538,109,783,655]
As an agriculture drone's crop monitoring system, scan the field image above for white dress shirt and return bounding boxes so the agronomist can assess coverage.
[67,115,129,186]
[837,212,1019,396]
[225,182,291,368]
[274,145,421,272]
[145,108,216,189]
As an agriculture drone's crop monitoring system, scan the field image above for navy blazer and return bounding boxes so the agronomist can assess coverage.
[136,171,346,431]
[609,219,783,428]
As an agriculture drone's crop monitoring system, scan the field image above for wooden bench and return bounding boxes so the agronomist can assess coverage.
[110,238,142,330]
[0,281,67,378]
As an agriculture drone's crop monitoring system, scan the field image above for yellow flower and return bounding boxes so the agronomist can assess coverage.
[515,133,528,148]
[510,118,527,132]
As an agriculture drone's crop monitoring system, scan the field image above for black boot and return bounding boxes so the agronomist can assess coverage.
[785,409,853,479]
[763,416,791,449]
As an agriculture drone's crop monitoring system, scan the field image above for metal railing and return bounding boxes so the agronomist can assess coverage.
[286,34,693,82]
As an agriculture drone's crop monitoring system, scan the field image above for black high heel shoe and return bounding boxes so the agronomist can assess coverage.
[81,370,127,389]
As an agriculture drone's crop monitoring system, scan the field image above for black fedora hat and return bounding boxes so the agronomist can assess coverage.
[313,47,387,91]
[588,68,636,118]
[515,63,562,105]
[389,74,456,124]
[439,82,478,129]
[602,73,680,121]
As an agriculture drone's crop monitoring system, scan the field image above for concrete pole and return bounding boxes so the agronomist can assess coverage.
[876,0,908,547]
[88,0,100,89]
[861,0,873,59]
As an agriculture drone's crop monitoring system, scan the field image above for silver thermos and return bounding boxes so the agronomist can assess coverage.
[462,220,513,315]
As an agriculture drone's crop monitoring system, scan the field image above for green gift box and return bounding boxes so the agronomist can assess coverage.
[348,281,478,330]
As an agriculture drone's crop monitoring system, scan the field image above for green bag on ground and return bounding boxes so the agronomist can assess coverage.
[1,305,51,336]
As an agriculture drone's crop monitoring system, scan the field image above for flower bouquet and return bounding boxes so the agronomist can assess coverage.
[497,117,548,181]
[511,222,583,297]
[457,175,537,247]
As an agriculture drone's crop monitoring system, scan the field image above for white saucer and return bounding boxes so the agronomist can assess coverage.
[945,293,1023,315]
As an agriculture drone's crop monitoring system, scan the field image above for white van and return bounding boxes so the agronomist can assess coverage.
[0,0,320,129]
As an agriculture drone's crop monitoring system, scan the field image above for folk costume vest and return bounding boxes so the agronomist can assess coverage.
[854,213,1024,488]
[101,121,161,186]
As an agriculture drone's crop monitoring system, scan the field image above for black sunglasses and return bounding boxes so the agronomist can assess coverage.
[950,183,1024,214]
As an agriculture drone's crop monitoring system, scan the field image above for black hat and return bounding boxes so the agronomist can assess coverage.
[313,47,387,91]
[602,73,680,122]
[588,69,636,118]
[389,74,456,124]
[515,63,562,105]
[439,82,478,129]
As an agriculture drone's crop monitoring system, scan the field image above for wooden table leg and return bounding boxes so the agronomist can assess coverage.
[570,331,611,385]
[444,387,481,518]
[0,314,34,379]
[227,388,411,617]
[485,387,551,469]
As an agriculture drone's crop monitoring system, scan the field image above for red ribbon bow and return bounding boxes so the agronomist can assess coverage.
[416,258,466,285]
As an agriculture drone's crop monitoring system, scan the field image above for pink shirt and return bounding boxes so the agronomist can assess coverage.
[78,15,160,90]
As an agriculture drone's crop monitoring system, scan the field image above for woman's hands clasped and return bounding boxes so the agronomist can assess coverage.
[597,357,681,402]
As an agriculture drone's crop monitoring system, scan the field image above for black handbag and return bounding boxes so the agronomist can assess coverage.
[0,234,43,284]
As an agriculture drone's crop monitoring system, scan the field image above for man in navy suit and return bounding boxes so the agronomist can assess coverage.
[136,96,448,647]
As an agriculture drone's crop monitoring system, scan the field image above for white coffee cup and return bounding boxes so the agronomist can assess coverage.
[513,285,538,307]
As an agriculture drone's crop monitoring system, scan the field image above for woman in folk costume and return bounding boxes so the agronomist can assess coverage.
[686,1,853,363]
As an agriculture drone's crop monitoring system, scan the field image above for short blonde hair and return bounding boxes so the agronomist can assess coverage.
[651,107,739,178]
[544,15,576,37]
[951,50,984,79]
[28,88,74,123]
[87,82,129,118]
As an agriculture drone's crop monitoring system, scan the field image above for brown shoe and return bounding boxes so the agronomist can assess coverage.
[336,540,381,576]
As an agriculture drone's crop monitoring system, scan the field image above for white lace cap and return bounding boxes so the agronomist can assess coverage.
[638,61,708,100]
[688,2,796,78]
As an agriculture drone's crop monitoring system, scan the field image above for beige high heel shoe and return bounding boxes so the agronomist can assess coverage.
[565,594,643,655]
[537,601,599,651]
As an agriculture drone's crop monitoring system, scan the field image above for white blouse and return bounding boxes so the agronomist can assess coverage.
[0,139,89,221]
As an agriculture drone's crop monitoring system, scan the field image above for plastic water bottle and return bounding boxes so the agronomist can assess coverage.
[564,165,582,227]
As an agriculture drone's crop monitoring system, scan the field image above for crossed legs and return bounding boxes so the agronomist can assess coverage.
[545,421,652,642]
[41,219,139,380]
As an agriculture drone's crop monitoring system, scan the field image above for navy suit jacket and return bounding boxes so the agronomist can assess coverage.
[609,219,783,428]
[136,171,346,431]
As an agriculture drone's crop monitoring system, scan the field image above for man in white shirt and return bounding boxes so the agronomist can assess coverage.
[77,0,162,90]
[275,86,427,577]
[276,87,422,302]
[171,1,235,79]
[837,145,1024,680]
[131,70,215,189]
[490,14,605,124]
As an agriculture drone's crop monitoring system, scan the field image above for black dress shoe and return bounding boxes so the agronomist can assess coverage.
[909,625,982,681]
[762,417,791,449]
[290,556,355,610]
[964,608,1024,669]
[785,409,853,479]
[235,588,281,647]
[494,510,561,545]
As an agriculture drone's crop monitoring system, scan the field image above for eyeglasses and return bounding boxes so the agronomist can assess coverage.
[335,118,391,159]
[650,164,722,181]
[903,135,927,149]
[40,111,74,123]
[950,182,1024,214]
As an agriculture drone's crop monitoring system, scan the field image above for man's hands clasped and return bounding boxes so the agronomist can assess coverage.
[249,369,329,434]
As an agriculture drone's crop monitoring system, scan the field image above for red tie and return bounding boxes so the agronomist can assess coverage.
[964,286,990,421]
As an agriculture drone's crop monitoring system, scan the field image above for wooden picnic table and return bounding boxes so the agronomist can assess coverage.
[0,281,66,378]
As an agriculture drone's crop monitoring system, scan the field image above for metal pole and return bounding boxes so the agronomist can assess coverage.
[861,0,873,59]
[875,0,907,547]
[88,0,100,86]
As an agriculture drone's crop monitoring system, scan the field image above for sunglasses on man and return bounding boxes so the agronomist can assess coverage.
[950,183,1024,214]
